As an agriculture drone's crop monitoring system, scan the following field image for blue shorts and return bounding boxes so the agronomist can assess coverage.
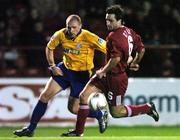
[51,62,90,98]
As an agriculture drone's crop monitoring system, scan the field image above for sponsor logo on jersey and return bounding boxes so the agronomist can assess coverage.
[98,38,104,44]
[64,48,80,55]
[76,44,82,48]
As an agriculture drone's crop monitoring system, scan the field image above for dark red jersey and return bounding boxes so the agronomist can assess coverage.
[106,26,144,74]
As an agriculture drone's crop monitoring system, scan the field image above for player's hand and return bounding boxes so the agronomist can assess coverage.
[129,63,139,71]
[50,66,64,76]
[96,69,106,79]
[127,56,133,66]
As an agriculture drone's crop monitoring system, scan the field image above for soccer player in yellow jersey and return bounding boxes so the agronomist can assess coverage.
[13,14,106,137]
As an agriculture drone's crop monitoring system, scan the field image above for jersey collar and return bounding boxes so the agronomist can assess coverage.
[65,28,82,41]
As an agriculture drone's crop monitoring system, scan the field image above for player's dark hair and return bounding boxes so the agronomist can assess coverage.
[106,5,124,21]
[66,14,82,24]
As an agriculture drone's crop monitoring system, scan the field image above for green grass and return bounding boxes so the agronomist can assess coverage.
[0,126,180,140]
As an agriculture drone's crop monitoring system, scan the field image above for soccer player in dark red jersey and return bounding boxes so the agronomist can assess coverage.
[62,5,159,137]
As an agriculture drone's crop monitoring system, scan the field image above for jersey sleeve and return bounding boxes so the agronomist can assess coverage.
[87,32,106,54]
[132,31,145,52]
[47,31,61,49]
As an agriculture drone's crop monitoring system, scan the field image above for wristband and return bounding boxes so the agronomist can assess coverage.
[48,64,56,70]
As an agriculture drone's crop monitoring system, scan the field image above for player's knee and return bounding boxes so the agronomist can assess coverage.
[39,92,51,103]
[79,93,88,104]
[68,105,78,114]
[110,106,127,118]
[110,112,124,118]
[110,111,122,118]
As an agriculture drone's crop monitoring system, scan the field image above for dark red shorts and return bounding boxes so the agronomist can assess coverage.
[90,72,128,106]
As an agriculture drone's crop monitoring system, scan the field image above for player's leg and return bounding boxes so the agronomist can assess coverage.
[67,87,108,134]
[68,74,106,120]
[13,77,63,137]
[109,103,152,117]
[108,94,152,118]
[108,74,159,121]
[67,94,105,117]
[67,96,79,114]
[110,101,159,121]
[109,104,127,118]
[29,78,62,130]
[62,83,102,136]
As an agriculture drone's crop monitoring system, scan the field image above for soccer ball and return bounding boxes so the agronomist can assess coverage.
[88,92,107,111]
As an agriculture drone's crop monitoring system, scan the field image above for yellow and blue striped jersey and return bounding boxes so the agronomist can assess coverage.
[47,28,106,71]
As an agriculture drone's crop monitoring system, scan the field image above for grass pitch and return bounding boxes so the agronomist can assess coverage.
[0,126,180,140]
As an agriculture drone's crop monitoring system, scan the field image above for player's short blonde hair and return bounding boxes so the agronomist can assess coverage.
[66,14,82,25]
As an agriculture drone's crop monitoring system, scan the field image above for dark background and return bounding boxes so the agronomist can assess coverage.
[0,0,179,77]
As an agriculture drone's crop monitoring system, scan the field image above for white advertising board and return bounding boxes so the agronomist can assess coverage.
[0,78,179,126]
[0,78,95,126]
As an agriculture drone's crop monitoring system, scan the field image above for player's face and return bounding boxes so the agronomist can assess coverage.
[105,14,119,31]
[66,20,82,38]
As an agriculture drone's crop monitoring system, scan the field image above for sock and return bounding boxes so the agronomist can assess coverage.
[125,104,151,117]
[88,110,103,119]
[75,104,89,134]
[28,100,48,132]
